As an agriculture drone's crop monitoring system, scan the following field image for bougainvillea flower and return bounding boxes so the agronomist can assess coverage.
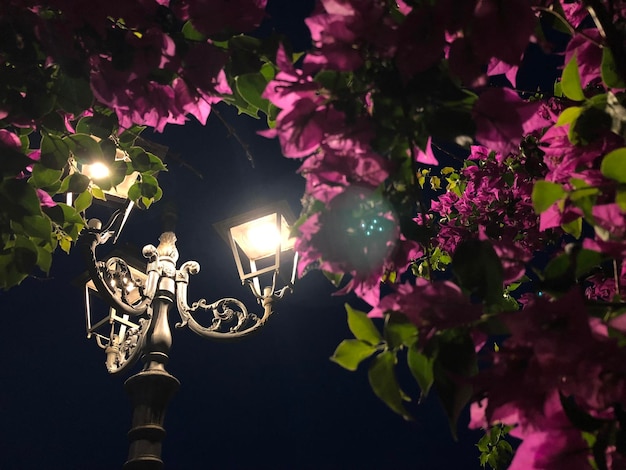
[507,394,591,470]
[369,279,482,341]
[36,189,56,208]
[299,144,389,202]
[0,129,21,150]
[564,29,603,88]
[447,36,488,87]
[487,57,519,88]
[274,99,345,158]
[473,88,550,155]
[470,0,536,65]
[412,137,439,165]
[395,5,446,81]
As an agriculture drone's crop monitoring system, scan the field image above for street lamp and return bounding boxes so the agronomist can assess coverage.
[79,201,297,469]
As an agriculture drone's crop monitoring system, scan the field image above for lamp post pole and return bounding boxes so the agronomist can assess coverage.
[123,232,179,470]
[80,203,295,469]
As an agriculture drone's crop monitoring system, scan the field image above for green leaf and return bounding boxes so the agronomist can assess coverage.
[616,187,626,210]
[21,215,52,240]
[12,235,39,275]
[322,270,344,287]
[76,113,117,139]
[561,217,582,238]
[575,249,604,280]
[40,133,71,170]
[452,239,503,306]
[64,133,103,164]
[182,20,205,41]
[568,177,600,201]
[235,73,271,114]
[561,54,585,101]
[91,186,106,201]
[59,235,72,254]
[29,164,62,189]
[259,62,276,81]
[384,312,418,349]
[56,75,93,115]
[571,104,612,145]
[543,252,570,281]
[556,106,583,127]
[66,173,91,194]
[532,180,566,213]
[117,125,146,148]
[433,331,477,439]
[346,303,382,345]
[129,147,152,172]
[368,350,411,420]
[600,147,626,183]
[74,190,93,213]
[553,80,563,98]
[139,174,159,198]
[0,178,43,219]
[407,344,435,399]
[99,138,117,160]
[127,182,141,202]
[601,47,626,89]
[330,339,378,371]
[222,85,260,118]
[0,145,32,178]
[46,203,86,240]
[36,245,53,273]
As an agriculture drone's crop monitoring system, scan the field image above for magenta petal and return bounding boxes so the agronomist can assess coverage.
[36,189,56,208]
[0,129,21,150]
[413,137,438,165]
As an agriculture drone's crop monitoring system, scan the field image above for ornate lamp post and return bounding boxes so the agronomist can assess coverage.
[79,201,297,469]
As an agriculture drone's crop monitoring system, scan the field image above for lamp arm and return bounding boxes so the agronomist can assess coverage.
[104,312,151,374]
[174,261,275,339]
[80,230,157,316]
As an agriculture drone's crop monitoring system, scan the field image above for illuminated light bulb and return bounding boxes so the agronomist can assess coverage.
[246,222,281,257]
[84,162,111,180]
[229,213,295,261]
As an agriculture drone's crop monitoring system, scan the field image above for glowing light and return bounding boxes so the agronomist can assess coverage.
[83,162,110,180]
[230,214,295,261]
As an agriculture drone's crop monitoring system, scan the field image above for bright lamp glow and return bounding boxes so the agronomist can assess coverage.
[83,162,111,180]
[229,214,295,261]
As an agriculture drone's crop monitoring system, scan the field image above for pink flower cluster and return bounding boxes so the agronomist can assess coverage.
[471,289,626,469]
[2,0,266,132]
[430,144,555,283]
[260,2,626,467]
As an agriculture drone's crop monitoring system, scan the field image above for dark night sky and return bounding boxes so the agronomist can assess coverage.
[0,2,487,469]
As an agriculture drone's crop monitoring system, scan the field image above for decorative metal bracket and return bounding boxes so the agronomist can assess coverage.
[81,220,288,373]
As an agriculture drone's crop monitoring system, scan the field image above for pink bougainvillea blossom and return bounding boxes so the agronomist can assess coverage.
[0,129,21,150]
[564,29,604,88]
[470,0,536,65]
[473,88,550,155]
[487,57,519,87]
[369,278,482,340]
[36,189,57,208]
[412,136,438,166]
[507,393,591,470]
[395,5,446,81]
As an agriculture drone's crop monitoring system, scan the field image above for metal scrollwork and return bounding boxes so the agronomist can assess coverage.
[82,219,285,373]
[176,297,266,338]
[175,260,275,339]
[103,315,151,374]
